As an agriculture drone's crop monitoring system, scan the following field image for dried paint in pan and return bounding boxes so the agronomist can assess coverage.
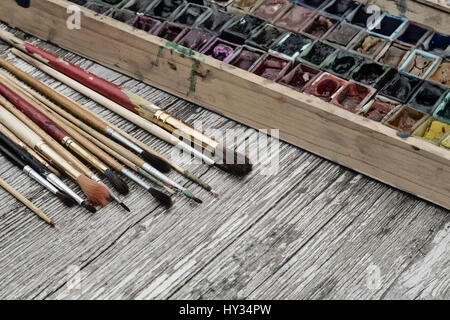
[421,32,450,57]
[109,9,136,23]
[294,0,331,10]
[325,22,361,47]
[323,50,363,78]
[84,2,113,14]
[198,9,234,34]
[246,24,284,51]
[122,0,155,13]
[433,92,450,123]
[154,22,188,42]
[321,0,358,19]
[377,42,410,68]
[145,0,185,20]
[177,29,214,51]
[351,33,386,58]
[274,5,315,32]
[368,13,407,40]
[303,72,347,101]
[201,38,241,62]
[414,119,450,144]
[397,22,430,46]
[429,60,450,87]
[229,46,265,71]
[351,62,392,89]
[232,0,261,12]
[359,97,399,122]
[251,54,292,81]
[331,82,374,112]
[270,33,313,60]
[348,5,372,28]
[70,0,88,5]
[129,15,161,33]
[222,15,266,44]
[386,106,428,134]
[399,50,440,79]
[278,64,322,91]
[94,0,127,8]
[253,0,292,22]
[408,82,447,115]
[301,15,337,39]
[300,41,337,67]
[380,73,422,103]
[173,3,211,27]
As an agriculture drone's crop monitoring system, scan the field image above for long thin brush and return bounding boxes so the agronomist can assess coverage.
[0,141,75,207]
[0,177,59,229]
[0,129,96,213]
[0,102,109,207]
[0,33,252,175]
[0,56,217,196]
[0,79,129,197]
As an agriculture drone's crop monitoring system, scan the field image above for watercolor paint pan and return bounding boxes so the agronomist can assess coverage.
[303,72,347,101]
[350,60,395,89]
[367,13,408,40]
[221,14,266,45]
[399,49,441,79]
[250,53,293,81]
[421,32,450,58]
[84,1,114,13]
[93,0,131,8]
[376,41,412,69]
[433,91,450,123]
[129,15,161,32]
[201,38,241,63]
[293,0,332,11]
[197,9,235,34]
[346,4,374,28]
[270,32,313,61]
[299,40,338,68]
[252,0,293,23]
[357,95,401,123]
[330,81,375,113]
[108,8,136,23]
[412,117,450,145]
[324,21,362,48]
[348,32,387,59]
[177,28,214,51]
[173,3,211,27]
[144,0,186,21]
[229,45,266,71]
[278,63,322,92]
[208,0,234,7]
[153,21,189,41]
[121,0,156,13]
[428,59,450,87]
[408,81,447,115]
[300,14,338,40]
[229,0,265,14]
[385,106,429,135]
[246,24,285,51]
[379,73,422,104]
[320,0,359,20]
[69,0,89,5]
[273,5,316,32]
[395,21,431,48]
[322,50,363,79]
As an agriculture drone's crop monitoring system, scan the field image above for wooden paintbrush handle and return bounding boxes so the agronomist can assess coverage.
[0,57,109,132]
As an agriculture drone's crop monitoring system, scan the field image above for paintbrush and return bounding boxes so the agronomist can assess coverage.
[0,57,217,196]
[0,123,61,177]
[0,79,130,197]
[5,48,252,177]
[0,125,96,213]
[0,140,76,207]
[0,177,59,229]
[0,102,110,207]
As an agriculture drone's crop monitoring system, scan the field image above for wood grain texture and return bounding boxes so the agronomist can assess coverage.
[0,25,448,300]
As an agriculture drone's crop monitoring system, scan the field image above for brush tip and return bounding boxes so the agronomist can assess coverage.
[211,190,220,199]
[56,191,77,207]
[193,197,203,204]
[141,151,171,173]
[50,221,61,231]
[120,202,131,212]
[149,188,173,208]
[108,171,129,195]
[82,201,98,213]
[77,175,110,207]
[214,145,253,177]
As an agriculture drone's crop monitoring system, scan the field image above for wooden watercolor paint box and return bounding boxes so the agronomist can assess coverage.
[0,0,449,209]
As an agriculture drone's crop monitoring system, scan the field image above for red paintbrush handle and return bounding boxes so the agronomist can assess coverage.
[23,42,140,115]
[0,82,68,142]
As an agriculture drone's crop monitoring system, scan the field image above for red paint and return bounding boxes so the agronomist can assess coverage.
[24,42,140,115]
[0,82,68,141]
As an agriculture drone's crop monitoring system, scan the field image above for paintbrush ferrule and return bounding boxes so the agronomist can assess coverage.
[121,167,151,191]
[174,140,216,165]
[61,136,109,173]
[46,173,85,205]
[23,165,59,195]
[137,168,176,195]
[104,127,144,155]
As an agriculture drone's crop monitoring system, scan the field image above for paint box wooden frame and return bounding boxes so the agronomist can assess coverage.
[1,0,449,209]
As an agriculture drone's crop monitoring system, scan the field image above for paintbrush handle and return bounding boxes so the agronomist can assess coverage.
[0,57,109,132]
[0,141,28,170]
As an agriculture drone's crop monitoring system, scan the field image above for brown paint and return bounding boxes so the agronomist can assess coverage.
[429,61,450,86]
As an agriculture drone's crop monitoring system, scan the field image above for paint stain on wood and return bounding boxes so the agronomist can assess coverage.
[188,59,200,96]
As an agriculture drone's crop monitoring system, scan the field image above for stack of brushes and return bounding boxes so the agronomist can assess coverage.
[0,28,253,228]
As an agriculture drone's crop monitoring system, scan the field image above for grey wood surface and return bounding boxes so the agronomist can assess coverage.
[0,24,448,300]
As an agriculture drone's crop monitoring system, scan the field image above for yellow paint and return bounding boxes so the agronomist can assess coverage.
[423,120,450,143]
[441,135,450,149]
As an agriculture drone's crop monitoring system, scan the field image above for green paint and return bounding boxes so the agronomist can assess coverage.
[188,59,200,96]
[164,41,206,62]
[394,0,407,16]
[154,46,164,67]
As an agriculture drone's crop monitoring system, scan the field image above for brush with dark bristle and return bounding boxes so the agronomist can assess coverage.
[141,151,171,173]
[56,191,77,207]
[105,171,129,195]
[82,201,97,213]
[149,188,173,208]
[214,144,253,177]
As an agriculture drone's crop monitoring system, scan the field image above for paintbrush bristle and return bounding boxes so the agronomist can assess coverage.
[108,171,129,195]
[82,201,97,213]
[214,144,253,177]
[141,151,171,173]
[56,191,77,207]
[149,188,173,208]
[76,175,110,207]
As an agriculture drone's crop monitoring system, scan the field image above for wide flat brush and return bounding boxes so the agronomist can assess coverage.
[0,103,109,207]
[0,141,75,207]
[0,130,96,213]
[0,79,129,197]
[0,177,59,229]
